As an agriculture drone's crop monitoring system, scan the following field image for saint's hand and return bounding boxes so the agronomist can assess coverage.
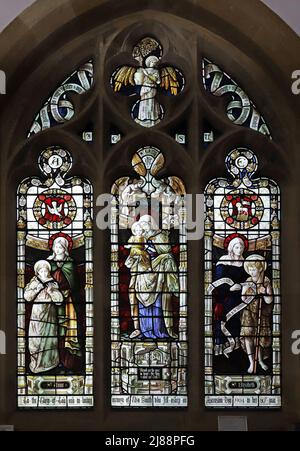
[230,283,242,292]
[258,285,266,295]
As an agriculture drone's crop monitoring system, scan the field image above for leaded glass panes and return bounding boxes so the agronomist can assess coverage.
[204,148,281,409]
[17,147,94,409]
[15,23,283,415]
[111,147,188,408]
[203,59,272,139]
[110,37,185,128]
[28,61,93,137]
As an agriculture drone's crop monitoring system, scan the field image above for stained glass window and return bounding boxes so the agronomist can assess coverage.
[28,61,94,137]
[15,19,283,416]
[204,148,281,409]
[17,147,93,409]
[111,147,188,408]
[110,37,185,128]
[202,58,272,139]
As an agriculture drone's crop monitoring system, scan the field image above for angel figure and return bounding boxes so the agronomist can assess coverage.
[111,54,184,128]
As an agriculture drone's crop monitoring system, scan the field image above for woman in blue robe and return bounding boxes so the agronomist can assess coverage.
[127,215,180,340]
[138,240,170,339]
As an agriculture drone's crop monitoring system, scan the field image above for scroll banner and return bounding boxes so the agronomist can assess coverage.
[207,278,256,357]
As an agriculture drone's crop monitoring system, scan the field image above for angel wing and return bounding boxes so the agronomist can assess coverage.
[160,66,182,96]
[112,176,143,229]
[112,66,137,92]
[111,176,131,196]
[166,176,186,195]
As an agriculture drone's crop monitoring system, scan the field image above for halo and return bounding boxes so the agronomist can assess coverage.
[224,233,249,252]
[49,232,73,252]
[244,254,267,272]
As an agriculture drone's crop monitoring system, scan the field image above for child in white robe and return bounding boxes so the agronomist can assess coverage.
[24,260,63,374]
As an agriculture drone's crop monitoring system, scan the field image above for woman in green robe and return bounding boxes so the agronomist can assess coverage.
[48,235,82,370]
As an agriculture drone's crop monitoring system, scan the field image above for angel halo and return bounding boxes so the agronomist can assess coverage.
[111,37,185,128]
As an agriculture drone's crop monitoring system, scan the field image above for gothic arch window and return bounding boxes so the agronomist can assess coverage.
[204,148,281,409]
[17,147,94,409]
[111,146,187,408]
[0,0,298,431]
